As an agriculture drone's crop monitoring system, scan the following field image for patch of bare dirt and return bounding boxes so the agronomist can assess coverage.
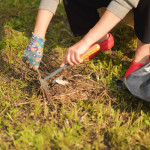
[39,61,109,107]
[37,51,113,109]
[47,69,103,102]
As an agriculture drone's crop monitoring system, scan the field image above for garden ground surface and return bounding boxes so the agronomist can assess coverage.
[0,0,150,149]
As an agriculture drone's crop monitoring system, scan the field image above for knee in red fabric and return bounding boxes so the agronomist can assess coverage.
[85,33,114,60]
[124,61,145,78]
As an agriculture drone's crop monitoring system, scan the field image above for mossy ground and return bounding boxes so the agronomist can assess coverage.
[0,0,150,149]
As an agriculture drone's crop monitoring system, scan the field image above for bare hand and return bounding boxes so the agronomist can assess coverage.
[60,40,90,67]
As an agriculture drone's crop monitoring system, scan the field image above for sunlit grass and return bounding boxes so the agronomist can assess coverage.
[0,0,150,149]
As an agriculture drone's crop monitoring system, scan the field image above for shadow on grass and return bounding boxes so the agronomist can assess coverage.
[0,0,41,98]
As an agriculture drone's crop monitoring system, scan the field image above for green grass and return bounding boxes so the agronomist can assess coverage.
[0,0,150,149]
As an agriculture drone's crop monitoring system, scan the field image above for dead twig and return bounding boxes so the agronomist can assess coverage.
[41,88,48,119]
[37,69,48,118]
[7,113,15,123]
[13,99,42,106]
[0,104,10,116]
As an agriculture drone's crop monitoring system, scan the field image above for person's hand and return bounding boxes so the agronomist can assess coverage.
[22,33,44,71]
[60,40,90,67]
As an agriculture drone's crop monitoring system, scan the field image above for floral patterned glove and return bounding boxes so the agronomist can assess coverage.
[22,33,44,71]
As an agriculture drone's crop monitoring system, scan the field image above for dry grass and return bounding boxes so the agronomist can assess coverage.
[0,0,150,149]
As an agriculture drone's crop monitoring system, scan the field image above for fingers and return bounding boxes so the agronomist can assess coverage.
[70,51,80,65]
[22,33,44,71]
[60,48,84,67]
[22,55,40,71]
[74,51,83,64]
[66,51,74,66]
[60,59,66,67]
[60,49,72,67]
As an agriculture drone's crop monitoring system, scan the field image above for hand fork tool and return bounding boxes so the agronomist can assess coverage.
[38,44,100,91]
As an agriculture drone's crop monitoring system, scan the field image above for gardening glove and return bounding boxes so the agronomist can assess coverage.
[22,33,45,71]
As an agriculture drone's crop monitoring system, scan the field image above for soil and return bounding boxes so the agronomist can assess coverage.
[37,51,106,108]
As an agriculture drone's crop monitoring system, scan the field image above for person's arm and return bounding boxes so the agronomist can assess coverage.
[60,9,121,67]
[33,10,54,38]
[83,0,141,45]
[107,0,140,19]
[23,0,61,70]
[39,0,61,15]
[60,0,140,67]
[34,0,62,38]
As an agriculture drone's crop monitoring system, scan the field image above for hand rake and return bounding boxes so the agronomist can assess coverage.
[38,44,100,92]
